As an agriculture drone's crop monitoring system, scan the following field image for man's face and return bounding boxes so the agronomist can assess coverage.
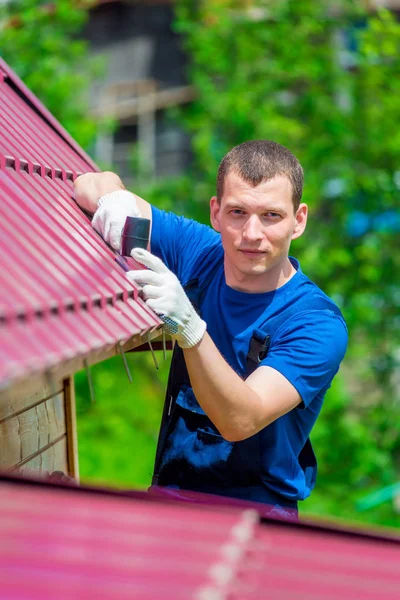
[210,171,307,291]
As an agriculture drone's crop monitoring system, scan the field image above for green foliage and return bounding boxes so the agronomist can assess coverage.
[76,350,171,489]
[302,375,400,528]
[0,0,108,150]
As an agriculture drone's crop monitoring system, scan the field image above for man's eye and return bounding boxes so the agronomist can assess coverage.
[231,209,245,215]
[265,212,281,219]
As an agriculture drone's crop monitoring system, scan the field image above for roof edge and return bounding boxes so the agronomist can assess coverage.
[0,58,99,173]
[1,473,400,546]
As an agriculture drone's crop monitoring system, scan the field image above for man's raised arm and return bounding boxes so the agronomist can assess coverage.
[73,172,152,252]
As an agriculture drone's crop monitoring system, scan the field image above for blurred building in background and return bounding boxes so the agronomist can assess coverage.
[84,0,194,184]
[83,0,400,186]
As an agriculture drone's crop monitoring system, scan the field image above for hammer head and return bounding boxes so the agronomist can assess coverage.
[121,216,150,256]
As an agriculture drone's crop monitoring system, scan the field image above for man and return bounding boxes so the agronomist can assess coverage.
[74,140,348,515]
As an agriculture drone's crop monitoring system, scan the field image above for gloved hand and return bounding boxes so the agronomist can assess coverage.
[92,190,141,251]
[127,248,206,349]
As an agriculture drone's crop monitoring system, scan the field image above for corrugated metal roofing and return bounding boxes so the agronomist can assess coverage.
[0,478,259,600]
[0,58,97,173]
[0,58,160,389]
[0,77,89,173]
[1,477,400,599]
[233,522,400,600]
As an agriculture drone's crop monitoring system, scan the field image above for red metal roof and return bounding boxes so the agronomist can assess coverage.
[1,477,400,599]
[0,58,97,172]
[235,522,400,600]
[0,58,160,389]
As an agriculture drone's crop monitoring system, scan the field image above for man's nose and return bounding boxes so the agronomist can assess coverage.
[243,216,263,241]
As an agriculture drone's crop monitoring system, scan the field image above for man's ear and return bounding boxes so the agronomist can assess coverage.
[210,196,221,232]
[291,203,308,240]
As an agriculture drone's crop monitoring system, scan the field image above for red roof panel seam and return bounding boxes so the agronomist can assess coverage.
[0,293,141,326]
[0,154,80,182]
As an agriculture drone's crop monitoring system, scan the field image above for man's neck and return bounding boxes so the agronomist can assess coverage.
[224,257,296,294]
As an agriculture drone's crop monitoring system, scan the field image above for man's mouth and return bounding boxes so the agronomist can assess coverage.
[238,249,266,257]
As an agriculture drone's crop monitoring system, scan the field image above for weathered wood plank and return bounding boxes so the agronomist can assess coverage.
[36,401,50,448]
[54,393,65,436]
[18,436,67,476]
[0,417,20,469]
[0,379,63,421]
[0,394,66,471]
[19,452,42,475]
[53,436,68,473]
[39,442,55,474]
[19,407,39,460]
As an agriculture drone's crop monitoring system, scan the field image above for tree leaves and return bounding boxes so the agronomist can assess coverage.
[0,0,106,150]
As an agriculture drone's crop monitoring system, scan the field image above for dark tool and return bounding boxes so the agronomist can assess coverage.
[121,216,150,256]
[117,215,161,369]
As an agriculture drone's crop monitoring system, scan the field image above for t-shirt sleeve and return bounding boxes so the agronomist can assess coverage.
[261,309,348,408]
[150,206,220,282]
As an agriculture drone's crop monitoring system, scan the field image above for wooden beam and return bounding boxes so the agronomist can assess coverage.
[18,436,68,477]
[0,394,66,472]
[92,85,196,122]
[63,377,79,481]
[0,380,63,421]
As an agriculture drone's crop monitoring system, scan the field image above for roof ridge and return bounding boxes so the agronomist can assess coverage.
[0,289,134,324]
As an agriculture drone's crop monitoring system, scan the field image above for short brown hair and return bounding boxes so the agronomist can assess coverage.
[216,140,304,211]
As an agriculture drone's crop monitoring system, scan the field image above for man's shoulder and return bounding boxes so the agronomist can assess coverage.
[151,206,219,248]
[151,206,223,284]
[267,259,347,343]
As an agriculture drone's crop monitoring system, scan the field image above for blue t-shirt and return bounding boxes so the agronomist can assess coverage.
[151,207,348,504]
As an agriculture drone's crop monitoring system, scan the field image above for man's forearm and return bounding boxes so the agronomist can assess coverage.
[74,171,125,214]
[183,332,265,442]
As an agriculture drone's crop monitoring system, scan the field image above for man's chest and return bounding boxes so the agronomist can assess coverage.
[200,284,275,377]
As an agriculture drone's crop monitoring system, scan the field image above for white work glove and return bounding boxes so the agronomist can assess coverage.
[92,190,141,251]
[127,248,206,349]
